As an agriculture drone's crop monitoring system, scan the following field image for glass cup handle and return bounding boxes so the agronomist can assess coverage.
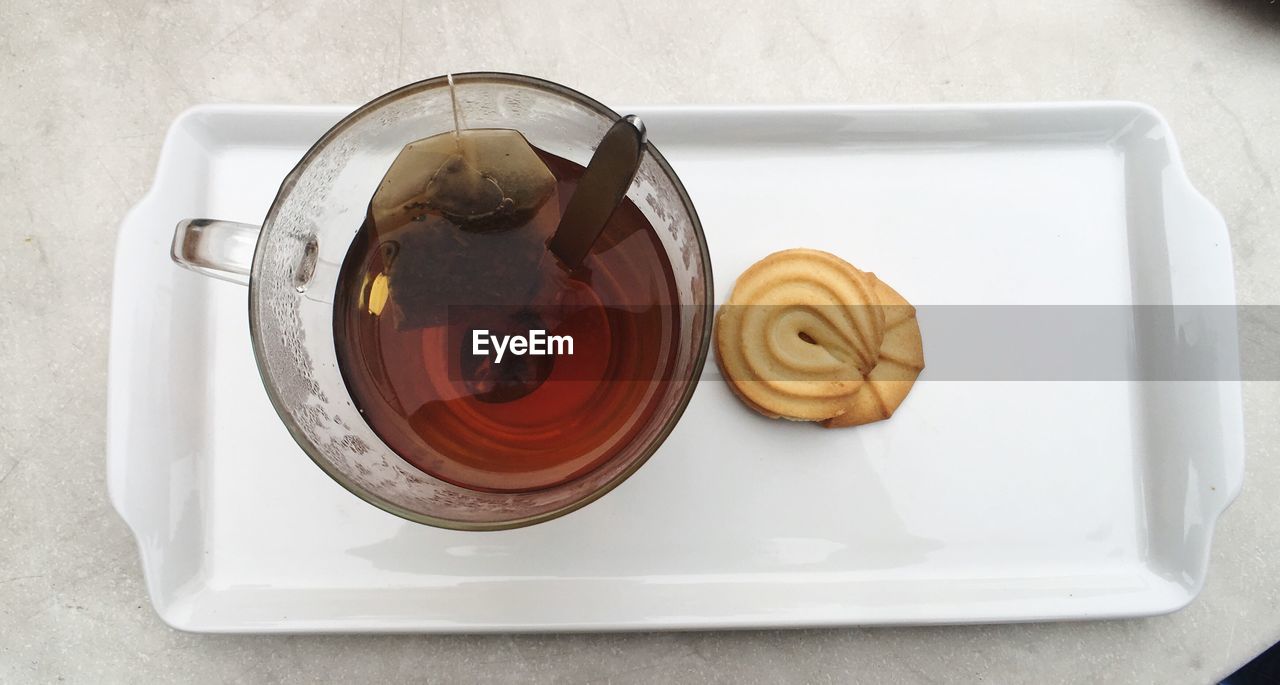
[171,219,260,286]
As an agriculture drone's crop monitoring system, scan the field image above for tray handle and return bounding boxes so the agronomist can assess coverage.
[1164,173,1244,509]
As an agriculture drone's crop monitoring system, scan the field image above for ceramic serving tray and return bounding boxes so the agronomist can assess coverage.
[108,103,1243,632]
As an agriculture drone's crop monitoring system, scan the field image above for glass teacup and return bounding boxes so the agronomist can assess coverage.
[172,73,713,530]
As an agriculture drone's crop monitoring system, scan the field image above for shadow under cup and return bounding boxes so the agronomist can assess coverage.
[248,74,712,530]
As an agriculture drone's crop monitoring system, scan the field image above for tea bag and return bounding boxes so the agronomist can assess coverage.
[370,128,557,232]
[371,73,555,233]
[368,75,560,331]
[382,215,547,329]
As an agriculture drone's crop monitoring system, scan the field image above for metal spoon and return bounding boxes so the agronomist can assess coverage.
[547,115,647,269]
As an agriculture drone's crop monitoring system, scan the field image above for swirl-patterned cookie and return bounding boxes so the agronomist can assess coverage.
[715,248,924,428]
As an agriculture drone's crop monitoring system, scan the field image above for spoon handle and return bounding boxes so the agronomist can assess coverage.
[547,115,647,269]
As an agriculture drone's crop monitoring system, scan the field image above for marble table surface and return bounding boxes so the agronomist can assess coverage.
[1,0,1277,682]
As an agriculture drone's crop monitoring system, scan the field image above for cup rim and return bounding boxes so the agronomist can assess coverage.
[247,72,714,530]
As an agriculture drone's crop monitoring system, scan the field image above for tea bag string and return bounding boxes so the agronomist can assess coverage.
[446,73,473,165]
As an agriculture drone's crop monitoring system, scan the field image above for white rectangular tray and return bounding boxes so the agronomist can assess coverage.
[108,103,1243,632]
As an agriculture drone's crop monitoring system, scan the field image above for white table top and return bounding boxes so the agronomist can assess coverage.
[2,0,1277,681]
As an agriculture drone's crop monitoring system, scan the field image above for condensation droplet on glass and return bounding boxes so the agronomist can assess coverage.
[294,234,319,292]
